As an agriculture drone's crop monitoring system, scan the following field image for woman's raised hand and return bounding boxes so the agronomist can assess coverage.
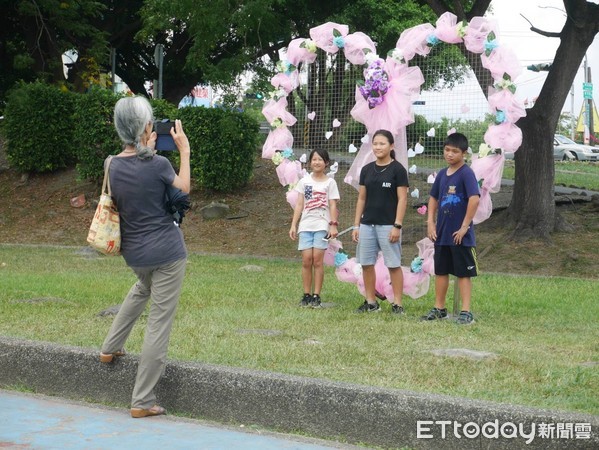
[171,119,190,155]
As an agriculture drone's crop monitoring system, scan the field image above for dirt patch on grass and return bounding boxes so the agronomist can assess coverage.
[0,156,597,279]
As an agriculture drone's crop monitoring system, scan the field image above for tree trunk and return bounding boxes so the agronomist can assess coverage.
[506,113,556,240]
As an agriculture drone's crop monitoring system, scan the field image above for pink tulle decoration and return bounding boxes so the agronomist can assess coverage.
[488,88,526,123]
[262,97,297,127]
[484,123,523,152]
[415,238,435,275]
[402,269,431,299]
[309,22,349,54]
[463,17,497,54]
[286,38,318,66]
[471,153,505,194]
[396,23,436,61]
[434,12,463,44]
[343,32,376,65]
[335,259,360,284]
[344,142,375,190]
[471,153,506,225]
[350,59,424,137]
[324,239,344,266]
[344,129,409,191]
[286,189,299,209]
[262,127,294,159]
[271,71,299,94]
[474,186,493,224]
[481,46,522,81]
[276,159,302,186]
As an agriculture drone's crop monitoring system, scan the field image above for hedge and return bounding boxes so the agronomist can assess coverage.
[4,82,76,172]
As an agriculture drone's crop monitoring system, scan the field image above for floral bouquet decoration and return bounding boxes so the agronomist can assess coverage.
[357,58,390,109]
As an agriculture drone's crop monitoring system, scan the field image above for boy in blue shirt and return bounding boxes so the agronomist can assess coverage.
[422,133,480,324]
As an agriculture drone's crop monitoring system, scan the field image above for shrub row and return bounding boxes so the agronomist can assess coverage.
[3,82,259,192]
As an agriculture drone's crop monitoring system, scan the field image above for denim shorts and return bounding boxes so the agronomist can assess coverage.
[356,224,402,268]
[298,230,329,251]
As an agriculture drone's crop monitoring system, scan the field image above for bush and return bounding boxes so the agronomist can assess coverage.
[179,107,259,192]
[151,99,178,122]
[73,86,123,181]
[4,82,76,172]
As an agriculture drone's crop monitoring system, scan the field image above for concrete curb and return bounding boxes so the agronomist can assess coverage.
[1,336,597,449]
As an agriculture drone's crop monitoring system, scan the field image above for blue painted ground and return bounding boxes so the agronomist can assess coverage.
[0,390,356,449]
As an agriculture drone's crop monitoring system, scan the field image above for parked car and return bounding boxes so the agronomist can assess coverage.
[553,134,599,161]
[505,134,599,161]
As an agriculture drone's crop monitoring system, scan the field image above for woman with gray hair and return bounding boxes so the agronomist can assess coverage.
[99,96,191,418]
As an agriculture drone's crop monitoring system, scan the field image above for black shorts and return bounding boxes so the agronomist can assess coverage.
[434,245,478,278]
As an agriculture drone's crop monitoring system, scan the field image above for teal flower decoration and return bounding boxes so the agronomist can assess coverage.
[485,39,498,54]
[495,110,506,124]
[335,252,349,267]
[426,34,440,46]
[410,256,423,273]
[333,35,345,48]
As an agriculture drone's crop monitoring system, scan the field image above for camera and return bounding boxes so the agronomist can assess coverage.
[153,119,176,151]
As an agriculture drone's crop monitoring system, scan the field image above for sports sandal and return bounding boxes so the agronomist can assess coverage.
[99,349,126,363]
[131,405,167,418]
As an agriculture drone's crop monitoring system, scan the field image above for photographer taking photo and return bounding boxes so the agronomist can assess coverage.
[99,96,191,419]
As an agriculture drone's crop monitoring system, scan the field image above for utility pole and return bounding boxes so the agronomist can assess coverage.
[110,48,117,93]
[154,44,164,99]
[570,84,575,140]
[582,55,594,144]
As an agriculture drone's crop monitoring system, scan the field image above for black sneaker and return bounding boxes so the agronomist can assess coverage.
[355,300,381,313]
[299,293,311,307]
[420,307,448,321]
[391,304,404,315]
[456,311,474,325]
[310,294,322,308]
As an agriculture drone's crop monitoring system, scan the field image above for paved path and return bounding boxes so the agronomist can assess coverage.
[0,390,359,450]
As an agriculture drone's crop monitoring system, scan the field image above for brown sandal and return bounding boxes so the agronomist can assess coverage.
[130,405,166,418]
[99,349,126,363]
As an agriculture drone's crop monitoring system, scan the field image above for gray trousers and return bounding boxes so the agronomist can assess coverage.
[101,257,187,408]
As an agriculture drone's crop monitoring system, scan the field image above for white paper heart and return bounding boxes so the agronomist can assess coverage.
[408,164,417,174]
[299,153,307,163]
[447,127,456,135]
[415,143,425,154]
[332,119,341,128]
[407,148,416,158]
[325,131,333,140]
[328,162,339,174]
[410,188,420,198]
[348,143,358,153]
[360,134,370,144]
[427,172,437,184]
[307,111,316,120]
[426,127,435,137]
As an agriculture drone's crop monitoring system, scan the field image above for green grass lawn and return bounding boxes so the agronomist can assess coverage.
[1,245,597,416]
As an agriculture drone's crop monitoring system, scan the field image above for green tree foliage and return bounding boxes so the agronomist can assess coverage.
[0,1,108,105]
[4,82,76,172]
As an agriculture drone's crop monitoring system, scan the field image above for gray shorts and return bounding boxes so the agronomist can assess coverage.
[356,224,402,268]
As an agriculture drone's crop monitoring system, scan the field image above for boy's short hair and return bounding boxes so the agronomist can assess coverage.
[444,132,469,152]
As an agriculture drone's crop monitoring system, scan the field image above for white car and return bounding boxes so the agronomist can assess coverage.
[505,134,599,161]
[553,134,599,161]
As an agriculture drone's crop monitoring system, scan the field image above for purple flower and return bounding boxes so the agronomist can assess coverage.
[359,59,390,109]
